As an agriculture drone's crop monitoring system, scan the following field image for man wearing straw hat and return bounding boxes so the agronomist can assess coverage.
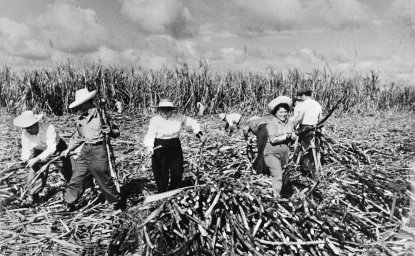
[13,111,72,204]
[61,88,120,210]
[144,98,206,193]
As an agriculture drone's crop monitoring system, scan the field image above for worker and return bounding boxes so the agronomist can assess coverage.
[61,88,121,211]
[13,110,72,204]
[219,112,271,174]
[144,98,206,193]
[292,88,323,174]
[264,96,296,196]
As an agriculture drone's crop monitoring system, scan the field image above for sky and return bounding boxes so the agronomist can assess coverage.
[0,0,414,84]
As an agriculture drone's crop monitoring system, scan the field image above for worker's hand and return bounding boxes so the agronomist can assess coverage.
[60,149,70,158]
[26,157,40,168]
[290,132,298,141]
[147,147,154,155]
[102,125,110,134]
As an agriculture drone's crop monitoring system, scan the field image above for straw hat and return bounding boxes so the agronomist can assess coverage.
[69,88,97,109]
[267,96,293,113]
[153,98,177,108]
[13,111,43,128]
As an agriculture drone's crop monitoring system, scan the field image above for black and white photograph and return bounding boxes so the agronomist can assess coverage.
[0,0,414,255]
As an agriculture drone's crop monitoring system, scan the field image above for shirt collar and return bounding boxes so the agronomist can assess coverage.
[80,107,98,122]
[275,117,288,125]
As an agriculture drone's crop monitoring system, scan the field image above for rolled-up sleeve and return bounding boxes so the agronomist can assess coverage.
[143,117,157,149]
[21,131,32,161]
[37,124,58,161]
[69,123,84,150]
[182,115,201,134]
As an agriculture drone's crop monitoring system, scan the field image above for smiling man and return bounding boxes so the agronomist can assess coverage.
[13,110,72,204]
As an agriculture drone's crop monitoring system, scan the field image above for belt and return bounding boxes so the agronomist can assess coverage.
[84,141,104,146]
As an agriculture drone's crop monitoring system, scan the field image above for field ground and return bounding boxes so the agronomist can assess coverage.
[0,110,415,255]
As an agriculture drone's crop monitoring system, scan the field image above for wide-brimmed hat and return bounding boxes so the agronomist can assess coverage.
[297,87,313,96]
[69,88,97,109]
[267,96,293,113]
[13,110,43,128]
[153,98,177,108]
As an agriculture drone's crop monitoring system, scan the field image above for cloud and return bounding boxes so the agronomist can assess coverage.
[0,18,50,60]
[233,0,304,27]
[0,18,33,40]
[35,2,107,53]
[231,0,370,32]
[120,0,194,38]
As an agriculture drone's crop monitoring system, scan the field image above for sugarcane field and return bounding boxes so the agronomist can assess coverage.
[0,63,414,256]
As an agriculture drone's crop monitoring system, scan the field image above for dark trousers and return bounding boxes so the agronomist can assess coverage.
[152,138,184,193]
[253,123,270,175]
[28,139,72,196]
[64,143,120,204]
[299,125,320,172]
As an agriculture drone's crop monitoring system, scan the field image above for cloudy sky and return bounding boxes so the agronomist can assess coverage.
[0,0,414,84]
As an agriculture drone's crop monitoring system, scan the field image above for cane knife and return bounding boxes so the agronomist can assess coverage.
[97,97,121,193]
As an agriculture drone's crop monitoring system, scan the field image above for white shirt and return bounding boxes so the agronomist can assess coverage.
[297,99,322,125]
[143,113,201,149]
[289,103,303,122]
[21,122,60,161]
[224,113,242,129]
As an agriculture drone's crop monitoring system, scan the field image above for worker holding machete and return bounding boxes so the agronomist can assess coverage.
[61,88,121,211]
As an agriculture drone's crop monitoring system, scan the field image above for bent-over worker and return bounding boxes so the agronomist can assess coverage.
[13,111,72,203]
[219,112,273,175]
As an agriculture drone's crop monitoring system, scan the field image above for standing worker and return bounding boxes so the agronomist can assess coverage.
[264,96,296,196]
[144,98,206,193]
[13,111,72,204]
[292,88,323,174]
[61,88,120,211]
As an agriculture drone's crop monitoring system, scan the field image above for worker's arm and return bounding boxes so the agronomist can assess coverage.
[292,110,305,127]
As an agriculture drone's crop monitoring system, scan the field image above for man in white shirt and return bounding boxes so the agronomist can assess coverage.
[13,111,72,203]
[292,88,323,173]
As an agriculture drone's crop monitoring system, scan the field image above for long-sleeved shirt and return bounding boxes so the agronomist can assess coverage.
[21,122,60,161]
[143,113,201,149]
[264,117,294,155]
[69,107,119,149]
